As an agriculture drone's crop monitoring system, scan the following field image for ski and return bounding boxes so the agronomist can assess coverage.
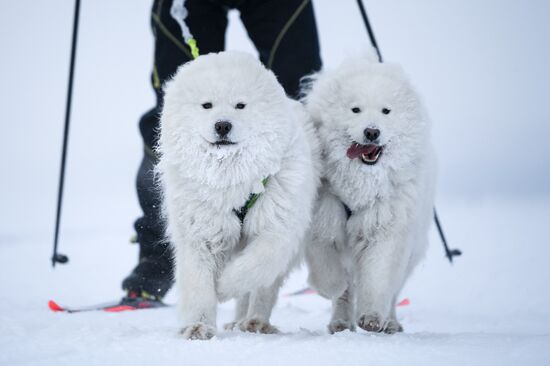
[284,287,410,307]
[48,296,169,313]
[49,289,410,313]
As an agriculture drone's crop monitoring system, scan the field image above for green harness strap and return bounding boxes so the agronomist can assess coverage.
[234,177,269,223]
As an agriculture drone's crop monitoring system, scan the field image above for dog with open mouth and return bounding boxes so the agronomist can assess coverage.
[303,54,436,334]
[157,51,320,340]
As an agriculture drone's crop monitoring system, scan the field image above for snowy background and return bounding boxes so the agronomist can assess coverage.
[1,1,549,365]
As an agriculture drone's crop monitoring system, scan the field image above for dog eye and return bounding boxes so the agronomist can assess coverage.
[235,103,246,110]
[202,102,213,109]
[382,108,391,115]
[351,107,361,114]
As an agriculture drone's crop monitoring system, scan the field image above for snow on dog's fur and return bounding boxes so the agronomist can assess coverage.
[157,51,319,340]
[303,54,436,334]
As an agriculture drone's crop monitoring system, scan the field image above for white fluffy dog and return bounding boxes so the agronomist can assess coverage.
[304,55,436,334]
[157,51,319,340]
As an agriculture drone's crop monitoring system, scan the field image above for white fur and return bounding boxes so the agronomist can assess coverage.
[304,55,436,334]
[157,52,319,339]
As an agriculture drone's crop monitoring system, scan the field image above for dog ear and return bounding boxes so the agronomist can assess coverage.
[304,71,343,121]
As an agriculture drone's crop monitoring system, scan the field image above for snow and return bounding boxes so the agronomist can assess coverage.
[2,199,549,365]
[1,1,550,365]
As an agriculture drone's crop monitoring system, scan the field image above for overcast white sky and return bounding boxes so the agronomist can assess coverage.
[0,0,549,237]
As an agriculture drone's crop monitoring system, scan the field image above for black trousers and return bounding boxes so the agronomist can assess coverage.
[123,0,322,298]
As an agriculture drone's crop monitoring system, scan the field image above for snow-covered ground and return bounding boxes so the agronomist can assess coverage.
[2,198,550,365]
[1,1,550,365]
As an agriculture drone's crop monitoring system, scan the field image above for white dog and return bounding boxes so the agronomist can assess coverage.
[156,51,319,340]
[304,55,436,334]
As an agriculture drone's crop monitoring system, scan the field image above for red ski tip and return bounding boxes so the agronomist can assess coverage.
[48,300,65,312]
[397,298,410,307]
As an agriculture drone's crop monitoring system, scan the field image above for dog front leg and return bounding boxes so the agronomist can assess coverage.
[305,187,348,299]
[353,234,410,334]
[217,231,298,301]
[176,243,218,340]
[306,234,347,300]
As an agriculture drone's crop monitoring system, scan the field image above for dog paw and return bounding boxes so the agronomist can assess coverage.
[180,323,216,340]
[357,314,403,334]
[223,321,239,331]
[238,318,279,334]
[357,313,384,333]
[328,319,355,334]
[384,319,404,334]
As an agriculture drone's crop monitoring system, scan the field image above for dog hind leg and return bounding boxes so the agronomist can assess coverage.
[224,294,250,331]
[328,285,356,334]
[384,295,404,334]
[238,277,284,334]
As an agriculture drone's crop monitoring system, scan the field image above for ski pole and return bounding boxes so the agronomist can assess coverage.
[434,208,462,263]
[355,0,462,263]
[52,0,81,267]
[356,0,382,63]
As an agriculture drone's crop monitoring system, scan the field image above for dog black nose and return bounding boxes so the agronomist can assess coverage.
[214,121,232,137]
[364,128,380,141]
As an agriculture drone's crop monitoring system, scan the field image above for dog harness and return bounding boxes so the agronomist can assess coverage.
[234,177,269,223]
[342,202,353,220]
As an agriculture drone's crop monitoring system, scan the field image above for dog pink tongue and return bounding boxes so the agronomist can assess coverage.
[346,143,378,159]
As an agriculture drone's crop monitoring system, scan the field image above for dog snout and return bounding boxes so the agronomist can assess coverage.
[214,121,232,138]
[364,128,380,142]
